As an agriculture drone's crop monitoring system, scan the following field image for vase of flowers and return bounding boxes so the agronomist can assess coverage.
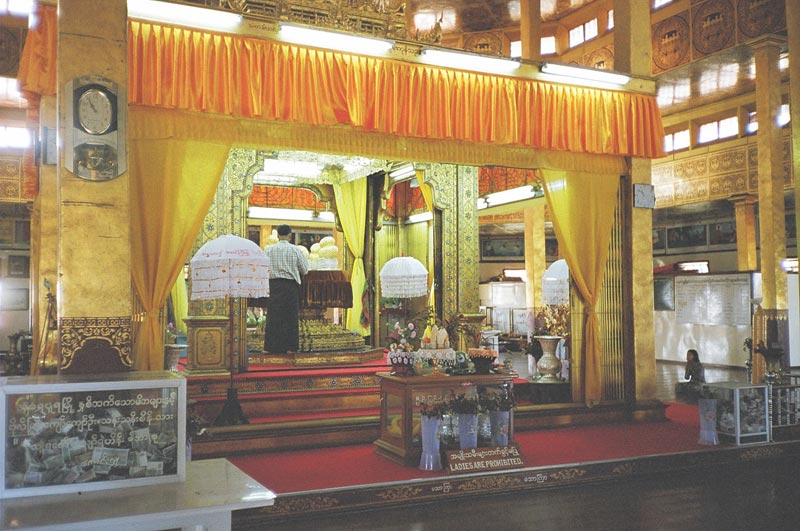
[418,400,446,471]
[450,392,479,449]
[386,320,419,376]
[482,390,514,446]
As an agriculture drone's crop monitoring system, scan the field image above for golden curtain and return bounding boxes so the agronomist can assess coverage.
[170,274,189,336]
[541,170,620,405]
[127,20,663,159]
[17,5,57,97]
[333,178,369,335]
[129,106,230,370]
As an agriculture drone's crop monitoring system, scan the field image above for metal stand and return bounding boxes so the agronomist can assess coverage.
[214,297,249,426]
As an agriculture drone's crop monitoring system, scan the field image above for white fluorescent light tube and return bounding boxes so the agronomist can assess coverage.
[421,49,521,75]
[484,185,536,207]
[280,23,394,56]
[389,164,415,180]
[540,62,630,86]
[263,159,322,177]
[408,212,433,223]
[128,0,242,32]
[781,258,798,273]
[249,207,335,223]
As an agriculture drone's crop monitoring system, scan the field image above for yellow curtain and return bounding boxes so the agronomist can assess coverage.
[127,20,664,159]
[170,273,189,336]
[17,5,57,97]
[418,180,436,312]
[540,170,620,406]
[333,178,369,336]
[129,107,230,370]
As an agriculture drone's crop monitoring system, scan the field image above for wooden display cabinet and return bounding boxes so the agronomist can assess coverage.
[375,372,516,466]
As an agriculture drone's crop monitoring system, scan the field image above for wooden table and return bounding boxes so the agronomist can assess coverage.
[0,458,275,531]
[374,371,517,466]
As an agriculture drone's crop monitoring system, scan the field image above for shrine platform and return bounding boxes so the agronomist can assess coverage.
[187,354,666,459]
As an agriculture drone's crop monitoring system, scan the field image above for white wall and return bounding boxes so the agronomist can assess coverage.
[654,311,750,367]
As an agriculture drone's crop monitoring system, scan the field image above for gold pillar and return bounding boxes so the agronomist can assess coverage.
[523,204,545,308]
[753,35,788,311]
[787,1,800,315]
[57,0,132,373]
[615,2,656,401]
[31,96,59,374]
[729,194,759,272]
[519,0,542,62]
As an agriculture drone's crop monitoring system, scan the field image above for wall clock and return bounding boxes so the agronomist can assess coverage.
[64,75,126,181]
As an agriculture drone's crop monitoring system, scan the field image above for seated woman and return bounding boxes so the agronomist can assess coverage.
[675,349,705,402]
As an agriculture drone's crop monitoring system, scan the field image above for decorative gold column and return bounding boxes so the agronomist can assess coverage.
[616,2,657,401]
[787,0,800,316]
[57,0,132,373]
[519,0,542,62]
[523,205,545,308]
[30,96,59,374]
[184,148,255,374]
[729,194,759,272]
[753,35,788,312]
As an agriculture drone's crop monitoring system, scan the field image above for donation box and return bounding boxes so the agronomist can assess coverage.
[0,371,186,499]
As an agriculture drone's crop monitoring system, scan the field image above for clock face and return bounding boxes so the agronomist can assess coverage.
[634,184,656,209]
[77,88,114,135]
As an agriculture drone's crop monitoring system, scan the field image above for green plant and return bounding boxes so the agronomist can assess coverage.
[480,390,515,412]
[419,400,448,418]
[449,392,479,414]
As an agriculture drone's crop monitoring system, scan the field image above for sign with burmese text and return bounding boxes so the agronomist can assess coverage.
[1,375,185,498]
[445,445,523,474]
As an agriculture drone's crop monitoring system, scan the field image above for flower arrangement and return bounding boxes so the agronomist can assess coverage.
[386,320,419,352]
[419,400,448,418]
[480,390,515,412]
[164,322,178,344]
[449,392,479,414]
[532,304,570,338]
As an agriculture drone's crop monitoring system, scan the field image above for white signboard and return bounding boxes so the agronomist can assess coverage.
[675,274,751,326]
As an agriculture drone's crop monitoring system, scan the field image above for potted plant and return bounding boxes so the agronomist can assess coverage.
[449,391,479,449]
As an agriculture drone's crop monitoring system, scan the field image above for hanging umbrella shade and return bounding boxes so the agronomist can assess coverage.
[379,256,428,298]
[190,234,271,300]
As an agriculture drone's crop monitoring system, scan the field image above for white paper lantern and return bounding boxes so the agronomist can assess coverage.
[379,256,428,298]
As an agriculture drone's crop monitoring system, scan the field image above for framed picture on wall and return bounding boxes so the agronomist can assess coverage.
[654,277,674,311]
[545,238,559,261]
[480,236,524,262]
[7,255,29,278]
[2,288,29,311]
[652,228,666,254]
[666,224,707,250]
[709,221,736,247]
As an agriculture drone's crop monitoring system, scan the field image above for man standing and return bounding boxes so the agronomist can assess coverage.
[264,224,310,354]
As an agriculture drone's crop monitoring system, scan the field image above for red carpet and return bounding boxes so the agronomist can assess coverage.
[230,402,705,494]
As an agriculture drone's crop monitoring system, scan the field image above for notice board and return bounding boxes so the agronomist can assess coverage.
[674,274,751,326]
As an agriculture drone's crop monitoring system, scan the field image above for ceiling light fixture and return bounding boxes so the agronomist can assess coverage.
[408,212,433,223]
[421,49,521,76]
[477,185,543,210]
[389,163,416,181]
[128,0,242,32]
[280,23,394,57]
[540,62,630,86]
[248,207,335,223]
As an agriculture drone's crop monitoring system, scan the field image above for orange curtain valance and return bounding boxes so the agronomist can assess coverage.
[17,10,664,159]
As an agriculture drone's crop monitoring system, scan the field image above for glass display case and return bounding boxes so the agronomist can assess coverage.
[1,371,186,499]
[375,372,516,466]
[703,382,768,445]
[770,384,800,438]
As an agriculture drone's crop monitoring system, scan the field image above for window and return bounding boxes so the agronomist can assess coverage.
[569,25,584,48]
[698,116,738,144]
[540,35,556,55]
[664,129,690,152]
[0,0,33,16]
[607,10,614,30]
[777,103,791,127]
[510,40,522,58]
[654,0,673,8]
[568,18,598,48]
[0,126,31,149]
[746,111,758,134]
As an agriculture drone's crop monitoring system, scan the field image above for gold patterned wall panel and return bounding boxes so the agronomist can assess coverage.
[652,136,793,208]
[736,0,786,41]
[651,13,691,74]
[457,165,480,314]
[422,163,458,319]
[60,317,133,373]
[692,0,736,60]
[0,155,23,202]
